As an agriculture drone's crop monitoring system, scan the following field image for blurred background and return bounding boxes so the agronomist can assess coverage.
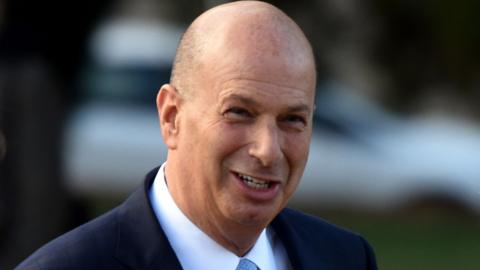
[1,0,480,269]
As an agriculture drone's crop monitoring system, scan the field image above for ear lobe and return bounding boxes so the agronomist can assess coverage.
[157,84,181,149]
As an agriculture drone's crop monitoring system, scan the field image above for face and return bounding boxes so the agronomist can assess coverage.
[170,44,316,233]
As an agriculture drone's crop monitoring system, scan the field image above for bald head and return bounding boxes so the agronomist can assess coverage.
[170,1,316,98]
[157,1,317,254]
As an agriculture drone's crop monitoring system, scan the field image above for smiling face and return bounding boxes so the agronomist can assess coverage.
[181,58,314,222]
[157,1,316,254]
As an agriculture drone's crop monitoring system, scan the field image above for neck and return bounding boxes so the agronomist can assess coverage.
[200,217,264,256]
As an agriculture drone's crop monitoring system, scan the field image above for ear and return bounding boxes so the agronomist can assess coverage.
[157,84,182,149]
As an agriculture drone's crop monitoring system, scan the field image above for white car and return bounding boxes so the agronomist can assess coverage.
[297,85,480,214]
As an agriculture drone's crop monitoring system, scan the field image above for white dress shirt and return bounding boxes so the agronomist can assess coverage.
[149,163,291,270]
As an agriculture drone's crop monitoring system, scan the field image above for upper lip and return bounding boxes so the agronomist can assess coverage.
[232,170,282,183]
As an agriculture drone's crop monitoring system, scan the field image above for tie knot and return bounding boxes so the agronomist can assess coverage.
[236,258,258,270]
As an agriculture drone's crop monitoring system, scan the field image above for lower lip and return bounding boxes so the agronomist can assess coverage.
[232,172,281,201]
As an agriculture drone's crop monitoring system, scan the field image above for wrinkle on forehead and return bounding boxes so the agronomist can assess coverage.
[218,77,314,99]
[216,78,314,112]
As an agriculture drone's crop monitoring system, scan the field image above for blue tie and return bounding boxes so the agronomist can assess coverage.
[236,258,258,270]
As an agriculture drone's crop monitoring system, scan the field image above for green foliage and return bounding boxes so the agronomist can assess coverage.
[311,209,480,270]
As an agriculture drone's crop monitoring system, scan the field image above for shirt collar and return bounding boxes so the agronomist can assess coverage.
[149,163,277,270]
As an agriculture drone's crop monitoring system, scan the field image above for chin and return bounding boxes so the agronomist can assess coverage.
[227,202,281,227]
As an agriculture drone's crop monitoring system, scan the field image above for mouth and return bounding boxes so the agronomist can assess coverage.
[232,171,282,201]
[234,172,275,190]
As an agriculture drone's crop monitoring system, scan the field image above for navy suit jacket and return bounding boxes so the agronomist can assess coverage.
[16,168,377,270]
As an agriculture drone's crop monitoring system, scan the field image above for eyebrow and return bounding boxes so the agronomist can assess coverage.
[288,104,311,114]
[223,94,311,114]
[224,94,260,107]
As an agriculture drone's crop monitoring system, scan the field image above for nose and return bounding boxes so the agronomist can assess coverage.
[248,122,283,167]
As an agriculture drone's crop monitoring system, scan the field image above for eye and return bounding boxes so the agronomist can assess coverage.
[223,107,253,119]
[281,114,307,130]
[284,114,306,124]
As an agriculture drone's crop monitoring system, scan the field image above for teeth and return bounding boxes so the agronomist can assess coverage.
[237,173,270,189]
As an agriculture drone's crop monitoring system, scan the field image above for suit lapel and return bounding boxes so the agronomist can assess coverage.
[271,209,330,270]
[114,167,183,270]
[271,210,306,269]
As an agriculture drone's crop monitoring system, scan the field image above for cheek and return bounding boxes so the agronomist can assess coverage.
[284,133,310,169]
[282,134,310,198]
[213,124,249,151]
[198,123,248,178]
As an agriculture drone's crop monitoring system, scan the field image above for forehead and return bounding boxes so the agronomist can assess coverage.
[194,49,316,107]
[217,77,314,110]
[187,60,314,119]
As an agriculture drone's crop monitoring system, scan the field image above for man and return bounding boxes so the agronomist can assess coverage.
[17,1,377,269]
